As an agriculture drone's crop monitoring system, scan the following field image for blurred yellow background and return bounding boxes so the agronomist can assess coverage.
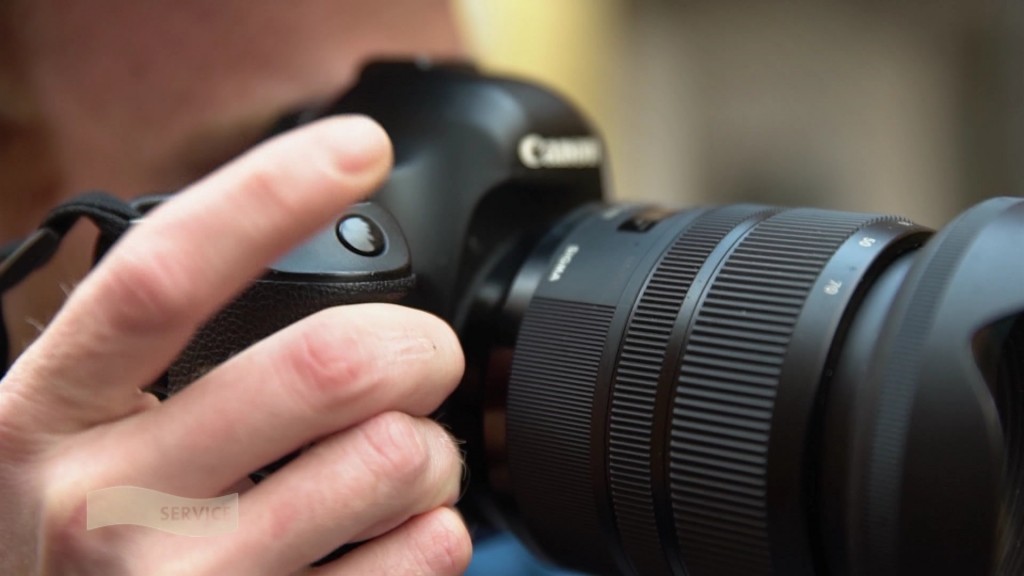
[455,0,1024,227]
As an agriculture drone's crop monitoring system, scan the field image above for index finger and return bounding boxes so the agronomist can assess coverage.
[3,116,392,431]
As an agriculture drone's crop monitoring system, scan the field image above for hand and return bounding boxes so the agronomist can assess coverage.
[0,117,471,575]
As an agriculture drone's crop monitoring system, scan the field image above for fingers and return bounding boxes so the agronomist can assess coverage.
[169,412,464,575]
[3,116,392,431]
[75,303,463,497]
[309,508,472,576]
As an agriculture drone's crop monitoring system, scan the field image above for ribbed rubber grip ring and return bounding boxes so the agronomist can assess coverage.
[668,210,895,576]
[608,205,774,576]
[507,297,619,573]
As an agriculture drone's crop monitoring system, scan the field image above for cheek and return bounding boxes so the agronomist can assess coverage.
[24,0,462,193]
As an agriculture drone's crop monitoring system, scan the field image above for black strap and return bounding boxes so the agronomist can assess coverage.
[0,191,141,372]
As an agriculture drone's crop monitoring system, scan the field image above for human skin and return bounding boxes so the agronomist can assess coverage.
[0,2,472,575]
[0,0,464,354]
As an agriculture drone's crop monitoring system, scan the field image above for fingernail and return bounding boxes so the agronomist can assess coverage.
[387,333,438,361]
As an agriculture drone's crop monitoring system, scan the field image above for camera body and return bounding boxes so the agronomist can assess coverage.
[148,63,617,561]
[158,61,605,390]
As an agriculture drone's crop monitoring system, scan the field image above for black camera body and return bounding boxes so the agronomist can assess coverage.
[147,61,617,567]
[160,60,604,387]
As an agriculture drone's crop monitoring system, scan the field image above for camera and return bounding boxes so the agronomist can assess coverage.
[14,61,1020,575]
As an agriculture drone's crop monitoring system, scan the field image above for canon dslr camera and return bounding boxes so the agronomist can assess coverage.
[8,61,1023,576]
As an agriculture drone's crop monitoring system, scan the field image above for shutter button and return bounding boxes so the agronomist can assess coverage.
[336,216,386,256]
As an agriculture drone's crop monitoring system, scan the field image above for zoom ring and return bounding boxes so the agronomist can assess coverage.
[669,210,885,576]
[608,205,773,576]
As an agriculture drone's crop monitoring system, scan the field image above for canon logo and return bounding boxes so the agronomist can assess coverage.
[517,134,602,169]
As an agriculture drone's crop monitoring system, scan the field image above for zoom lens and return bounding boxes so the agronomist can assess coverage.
[994,318,1024,573]
[459,197,1024,576]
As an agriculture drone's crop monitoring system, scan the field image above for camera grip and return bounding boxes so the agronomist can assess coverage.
[142,200,416,395]
[166,275,414,394]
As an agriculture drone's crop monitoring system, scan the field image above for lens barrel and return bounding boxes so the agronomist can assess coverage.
[822,197,1024,576]
[467,198,1024,575]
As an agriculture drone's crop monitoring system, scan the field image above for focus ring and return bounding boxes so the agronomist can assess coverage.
[608,205,771,576]
[669,210,887,576]
[507,297,618,574]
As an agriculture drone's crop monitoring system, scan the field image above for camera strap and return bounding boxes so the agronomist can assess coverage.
[0,191,141,372]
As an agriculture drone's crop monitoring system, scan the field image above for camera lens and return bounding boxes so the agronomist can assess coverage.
[457,198,1024,575]
[994,318,1024,573]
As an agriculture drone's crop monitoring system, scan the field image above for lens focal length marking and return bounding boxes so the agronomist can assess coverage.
[770,218,929,576]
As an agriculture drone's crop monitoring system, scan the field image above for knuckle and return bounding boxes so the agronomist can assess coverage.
[411,508,473,575]
[231,161,306,224]
[40,482,130,571]
[356,412,430,484]
[94,244,197,334]
[284,313,378,412]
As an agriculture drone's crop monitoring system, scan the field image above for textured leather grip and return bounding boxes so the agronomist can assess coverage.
[166,275,415,393]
